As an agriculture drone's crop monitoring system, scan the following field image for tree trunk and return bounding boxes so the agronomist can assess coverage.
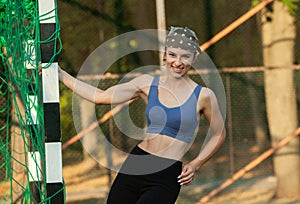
[261,0,300,198]
[80,0,105,166]
[80,99,99,161]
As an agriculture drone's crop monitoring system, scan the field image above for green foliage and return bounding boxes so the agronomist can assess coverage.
[282,0,300,15]
[251,0,299,15]
[251,0,260,7]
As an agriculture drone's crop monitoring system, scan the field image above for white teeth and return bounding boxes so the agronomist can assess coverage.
[173,67,183,72]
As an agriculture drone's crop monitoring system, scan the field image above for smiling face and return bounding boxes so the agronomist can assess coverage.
[164,47,196,78]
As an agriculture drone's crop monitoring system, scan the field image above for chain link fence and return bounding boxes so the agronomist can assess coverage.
[59,68,274,174]
[59,67,300,203]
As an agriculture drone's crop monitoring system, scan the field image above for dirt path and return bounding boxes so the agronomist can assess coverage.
[63,160,300,204]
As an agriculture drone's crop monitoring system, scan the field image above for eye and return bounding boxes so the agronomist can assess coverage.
[168,51,176,57]
[182,54,191,59]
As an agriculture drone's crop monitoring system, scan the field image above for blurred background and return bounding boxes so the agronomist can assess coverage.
[57,0,300,203]
[1,0,300,203]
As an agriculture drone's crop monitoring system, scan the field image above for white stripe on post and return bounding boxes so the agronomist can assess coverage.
[38,0,56,24]
[28,95,38,125]
[45,142,63,183]
[42,63,59,103]
[28,151,42,182]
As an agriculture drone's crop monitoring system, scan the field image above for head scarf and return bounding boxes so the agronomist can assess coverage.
[165,26,201,53]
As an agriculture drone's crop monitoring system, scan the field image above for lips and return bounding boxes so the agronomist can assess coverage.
[172,66,184,74]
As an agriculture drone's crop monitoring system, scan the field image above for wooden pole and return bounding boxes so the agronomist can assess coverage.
[196,127,300,204]
[11,95,27,202]
[155,0,166,67]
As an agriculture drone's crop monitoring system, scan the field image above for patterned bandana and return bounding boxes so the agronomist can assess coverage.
[165,26,201,53]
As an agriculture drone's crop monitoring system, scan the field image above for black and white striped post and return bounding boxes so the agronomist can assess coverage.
[38,0,64,203]
[26,39,42,203]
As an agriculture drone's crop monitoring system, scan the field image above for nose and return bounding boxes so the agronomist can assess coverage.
[174,57,182,66]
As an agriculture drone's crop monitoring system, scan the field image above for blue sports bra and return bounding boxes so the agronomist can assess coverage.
[146,76,202,143]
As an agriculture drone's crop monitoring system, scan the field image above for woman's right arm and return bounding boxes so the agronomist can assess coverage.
[59,67,151,105]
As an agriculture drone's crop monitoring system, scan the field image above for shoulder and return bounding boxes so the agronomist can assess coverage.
[131,74,154,86]
[134,74,154,82]
[199,87,215,99]
[198,87,218,109]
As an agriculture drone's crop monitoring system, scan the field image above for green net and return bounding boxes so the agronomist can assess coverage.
[0,0,63,203]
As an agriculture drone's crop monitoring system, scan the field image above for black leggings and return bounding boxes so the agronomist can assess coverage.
[106,145,182,204]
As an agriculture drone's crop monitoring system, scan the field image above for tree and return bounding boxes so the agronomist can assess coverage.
[80,0,105,169]
[261,0,300,198]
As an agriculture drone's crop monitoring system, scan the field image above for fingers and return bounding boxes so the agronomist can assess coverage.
[38,62,43,75]
[177,164,196,186]
[37,63,62,76]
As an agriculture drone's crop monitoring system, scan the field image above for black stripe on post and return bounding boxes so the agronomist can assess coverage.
[44,103,61,142]
[46,183,64,203]
[40,23,58,63]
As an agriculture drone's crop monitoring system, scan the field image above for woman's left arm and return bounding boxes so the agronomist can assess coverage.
[178,88,226,185]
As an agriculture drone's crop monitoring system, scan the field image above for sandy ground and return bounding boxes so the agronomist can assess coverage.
[63,159,300,204]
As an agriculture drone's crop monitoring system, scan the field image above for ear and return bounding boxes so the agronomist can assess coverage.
[191,52,199,66]
[195,50,201,58]
[163,52,167,62]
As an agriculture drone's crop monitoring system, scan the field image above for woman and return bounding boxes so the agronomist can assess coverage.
[59,26,226,204]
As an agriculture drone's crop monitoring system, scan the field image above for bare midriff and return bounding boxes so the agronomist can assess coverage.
[137,133,191,161]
